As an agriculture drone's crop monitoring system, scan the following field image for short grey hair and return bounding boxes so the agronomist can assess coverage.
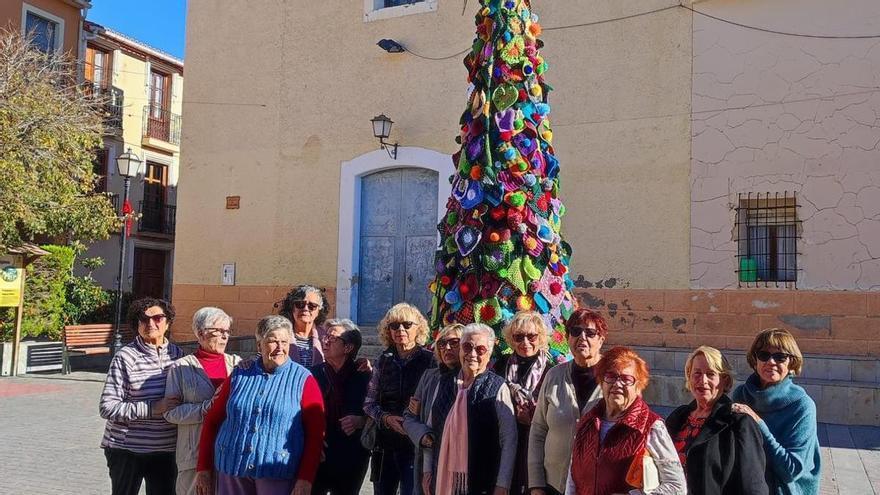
[192,307,233,339]
[255,315,293,342]
[325,318,362,357]
[461,323,496,355]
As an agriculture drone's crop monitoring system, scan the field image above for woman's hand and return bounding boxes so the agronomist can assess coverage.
[421,472,433,495]
[732,402,762,423]
[384,414,406,435]
[407,397,421,415]
[152,397,180,417]
[195,470,213,495]
[493,486,509,495]
[355,357,372,373]
[530,489,547,495]
[291,479,311,495]
[420,433,434,448]
[515,401,535,425]
[339,415,365,435]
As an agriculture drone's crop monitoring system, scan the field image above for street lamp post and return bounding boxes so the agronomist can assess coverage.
[112,148,142,356]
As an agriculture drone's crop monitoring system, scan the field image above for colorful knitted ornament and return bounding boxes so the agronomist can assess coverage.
[474,297,503,325]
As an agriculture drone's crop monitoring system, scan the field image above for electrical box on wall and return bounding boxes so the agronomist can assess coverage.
[221,263,235,286]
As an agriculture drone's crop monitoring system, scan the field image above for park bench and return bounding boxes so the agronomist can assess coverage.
[61,324,133,374]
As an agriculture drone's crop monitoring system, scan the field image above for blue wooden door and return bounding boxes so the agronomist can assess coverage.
[358,168,438,325]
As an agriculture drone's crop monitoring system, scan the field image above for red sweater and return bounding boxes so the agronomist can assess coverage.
[194,348,227,389]
[196,373,325,483]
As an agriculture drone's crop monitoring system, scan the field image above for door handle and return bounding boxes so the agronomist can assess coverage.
[407,274,413,283]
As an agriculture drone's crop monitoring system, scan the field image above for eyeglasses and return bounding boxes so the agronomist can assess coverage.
[293,301,321,311]
[436,337,460,350]
[602,371,637,387]
[388,321,415,331]
[513,333,539,343]
[756,351,792,363]
[567,326,600,339]
[138,314,167,324]
[322,334,342,345]
[202,328,230,337]
[461,341,489,356]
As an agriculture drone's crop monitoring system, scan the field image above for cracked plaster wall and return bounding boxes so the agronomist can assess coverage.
[691,0,880,290]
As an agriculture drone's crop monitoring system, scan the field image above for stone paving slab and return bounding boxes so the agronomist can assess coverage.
[1,373,876,495]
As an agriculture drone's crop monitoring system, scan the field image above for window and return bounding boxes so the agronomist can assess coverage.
[364,0,437,22]
[149,71,169,117]
[85,45,111,88]
[735,192,801,287]
[24,12,58,53]
[92,148,109,193]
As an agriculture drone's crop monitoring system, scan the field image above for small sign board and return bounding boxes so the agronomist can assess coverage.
[0,255,24,307]
[226,196,240,209]
[221,263,236,286]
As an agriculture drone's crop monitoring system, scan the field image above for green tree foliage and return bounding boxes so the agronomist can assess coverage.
[0,245,73,340]
[0,29,119,248]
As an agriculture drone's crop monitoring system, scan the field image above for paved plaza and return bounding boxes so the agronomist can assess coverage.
[0,373,877,494]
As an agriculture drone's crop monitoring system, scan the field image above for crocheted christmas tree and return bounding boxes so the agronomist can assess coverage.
[429,0,576,358]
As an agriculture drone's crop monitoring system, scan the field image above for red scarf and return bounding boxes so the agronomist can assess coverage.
[570,396,661,495]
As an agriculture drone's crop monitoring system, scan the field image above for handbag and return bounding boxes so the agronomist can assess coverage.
[360,416,378,451]
[625,446,660,491]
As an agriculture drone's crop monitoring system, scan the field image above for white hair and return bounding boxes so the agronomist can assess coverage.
[192,307,233,339]
[255,315,293,342]
[461,323,496,355]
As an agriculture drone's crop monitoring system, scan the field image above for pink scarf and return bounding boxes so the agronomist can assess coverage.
[435,377,470,495]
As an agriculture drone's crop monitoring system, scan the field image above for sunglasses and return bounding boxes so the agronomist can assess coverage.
[388,321,415,331]
[202,328,230,337]
[567,326,600,339]
[756,351,792,363]
[602,372,637,387]
[138,314,167,324]
[436,337,460,350]
[293,301,321,311]
[513,333,539,343]
[461,341,489,356]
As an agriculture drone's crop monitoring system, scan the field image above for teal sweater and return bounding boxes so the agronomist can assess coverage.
[732,374,821,495]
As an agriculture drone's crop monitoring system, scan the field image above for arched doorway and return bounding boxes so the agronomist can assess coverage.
[335,147,452,323]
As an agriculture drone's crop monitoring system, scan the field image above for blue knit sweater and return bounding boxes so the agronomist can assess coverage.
[215,358,310,479]
[732,374,821,495]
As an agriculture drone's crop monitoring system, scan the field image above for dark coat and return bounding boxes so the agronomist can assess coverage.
[310,360,372,468]
[376,346,435,451]
[666,394,770,495]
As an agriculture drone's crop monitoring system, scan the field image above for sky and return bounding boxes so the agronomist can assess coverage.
[87,0,188,60]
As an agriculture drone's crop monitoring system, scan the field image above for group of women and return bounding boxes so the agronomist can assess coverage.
[100,285,822,495]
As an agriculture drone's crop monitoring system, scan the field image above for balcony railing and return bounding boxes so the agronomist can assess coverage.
[138,201,176,236]
[143,105,181,146]
[83,83,124,133]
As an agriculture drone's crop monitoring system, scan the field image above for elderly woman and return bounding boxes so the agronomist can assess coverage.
[528,309,607,495]
[100,297,184,495]
[428,323,517,495]
[732,328,821,495]
[363,302,435,495]
[195,315,325,495]
[311,319,372,495]
[494,311,556,495]
[566,346,685,495]
[279,285,330,367]
[403,323,465,495]
[164,307,241,495]
[666,346,767,495]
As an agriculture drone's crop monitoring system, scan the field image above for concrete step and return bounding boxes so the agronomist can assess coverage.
[632,346,880,426]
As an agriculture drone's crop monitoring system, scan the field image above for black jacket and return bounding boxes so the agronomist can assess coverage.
[666,394,770,495]
[311,360,372,467]
[376,346,435,451]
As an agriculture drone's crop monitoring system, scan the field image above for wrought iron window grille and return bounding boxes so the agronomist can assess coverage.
[734,191,802,288]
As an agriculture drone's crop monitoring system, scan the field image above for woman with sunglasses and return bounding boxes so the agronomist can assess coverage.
[731,328,821,495]
[494,311,556,495]
[279,285,330,367]
[403,323,465,495]
[363,303,435,495]
[100,297,184,495]
[665,346,768,495]
[528,309,607,495]
[428,323,517,495]
[566,346,685,495]
[164,307,241,495]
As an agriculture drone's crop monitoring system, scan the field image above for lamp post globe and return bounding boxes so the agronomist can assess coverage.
[112,148,141,356]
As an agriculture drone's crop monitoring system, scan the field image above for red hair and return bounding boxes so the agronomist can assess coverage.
[594,346,650,390]
[565,308,609,338]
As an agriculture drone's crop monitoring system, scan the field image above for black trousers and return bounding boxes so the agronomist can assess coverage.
[104,448,176,495]
[312,455,370,495]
